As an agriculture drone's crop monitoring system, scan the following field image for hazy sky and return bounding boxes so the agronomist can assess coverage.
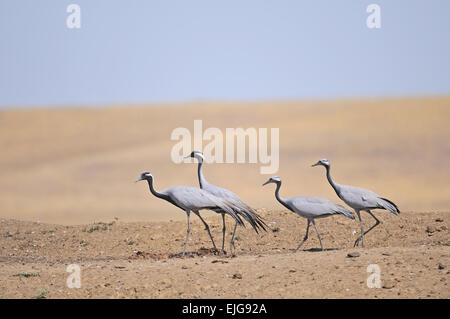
[1,1,449,108]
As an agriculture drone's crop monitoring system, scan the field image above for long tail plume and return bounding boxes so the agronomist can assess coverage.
[377,197,400,215]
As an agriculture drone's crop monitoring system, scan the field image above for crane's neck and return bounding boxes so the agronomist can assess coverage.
[197,161,209,188]
[325,165,341,196]
[274,181,292,212]
[145,178,168,200]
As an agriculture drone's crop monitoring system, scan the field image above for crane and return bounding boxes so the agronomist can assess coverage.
[186,151,267,254]
[263,176,354,251]
[312,158,400,247]
[136,171,246,256]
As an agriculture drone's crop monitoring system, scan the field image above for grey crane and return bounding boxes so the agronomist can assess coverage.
[186,151,267,254]
[312,159,400,248]
[136,171,246,256]
[263,176,354,251]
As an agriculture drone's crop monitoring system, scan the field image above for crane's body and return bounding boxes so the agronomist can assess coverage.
[283,195,354,220]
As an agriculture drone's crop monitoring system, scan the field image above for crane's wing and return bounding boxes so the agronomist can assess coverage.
[286,196,354,219]
[202,184,267,233]
[202,183,240,201]
[163,186,245,225]
[339,185,399,214]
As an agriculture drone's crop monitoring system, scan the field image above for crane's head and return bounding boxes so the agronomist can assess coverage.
[185,150,205,162]
[312,158,330,168]
[136,171,153,182]
[262,176,281,186]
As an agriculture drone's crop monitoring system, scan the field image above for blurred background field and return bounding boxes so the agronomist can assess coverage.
[1,97,448,224]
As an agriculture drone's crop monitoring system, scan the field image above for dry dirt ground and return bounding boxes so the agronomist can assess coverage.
[0,210,448,299]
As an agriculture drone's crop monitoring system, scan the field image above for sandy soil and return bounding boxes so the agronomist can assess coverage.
[0,210,448,299]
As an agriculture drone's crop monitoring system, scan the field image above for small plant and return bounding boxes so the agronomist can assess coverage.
[34,290,50,299]
[80,241,88,247]
[85,223,109,233]
[86,225,100,233]
[272,227,280,233]
[13,272,40,278]
[127,240,135,245]
[40,229,55,235]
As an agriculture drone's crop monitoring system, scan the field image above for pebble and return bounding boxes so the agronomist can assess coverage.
[426,226,437,234]
[232,273,243,279]
[382,281,396,289]
[347,252,360,258]
[438,263,445,270]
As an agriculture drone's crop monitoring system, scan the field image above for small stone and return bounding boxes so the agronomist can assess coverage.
[181,265,188,269]
[289,269,296,273]
[232,273,242,279]
[426,226,437,234]
[382,281,396,289]
[438,264,445,270]
[347,252,360,258]
[435,218,444,222]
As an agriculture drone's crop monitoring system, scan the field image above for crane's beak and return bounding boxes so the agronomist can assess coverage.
[262,180,271,186]
[311,161,320,167]
[135,177,144,183]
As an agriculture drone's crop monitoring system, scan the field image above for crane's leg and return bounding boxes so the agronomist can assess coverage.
[354,209,365,248]
[182,210,191,256]
[354,210,380,247]
[221,213,226,253]
[229,221,238,254]
[294,219,310,252]
[311,219,324,251]
[193,211,217,251]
